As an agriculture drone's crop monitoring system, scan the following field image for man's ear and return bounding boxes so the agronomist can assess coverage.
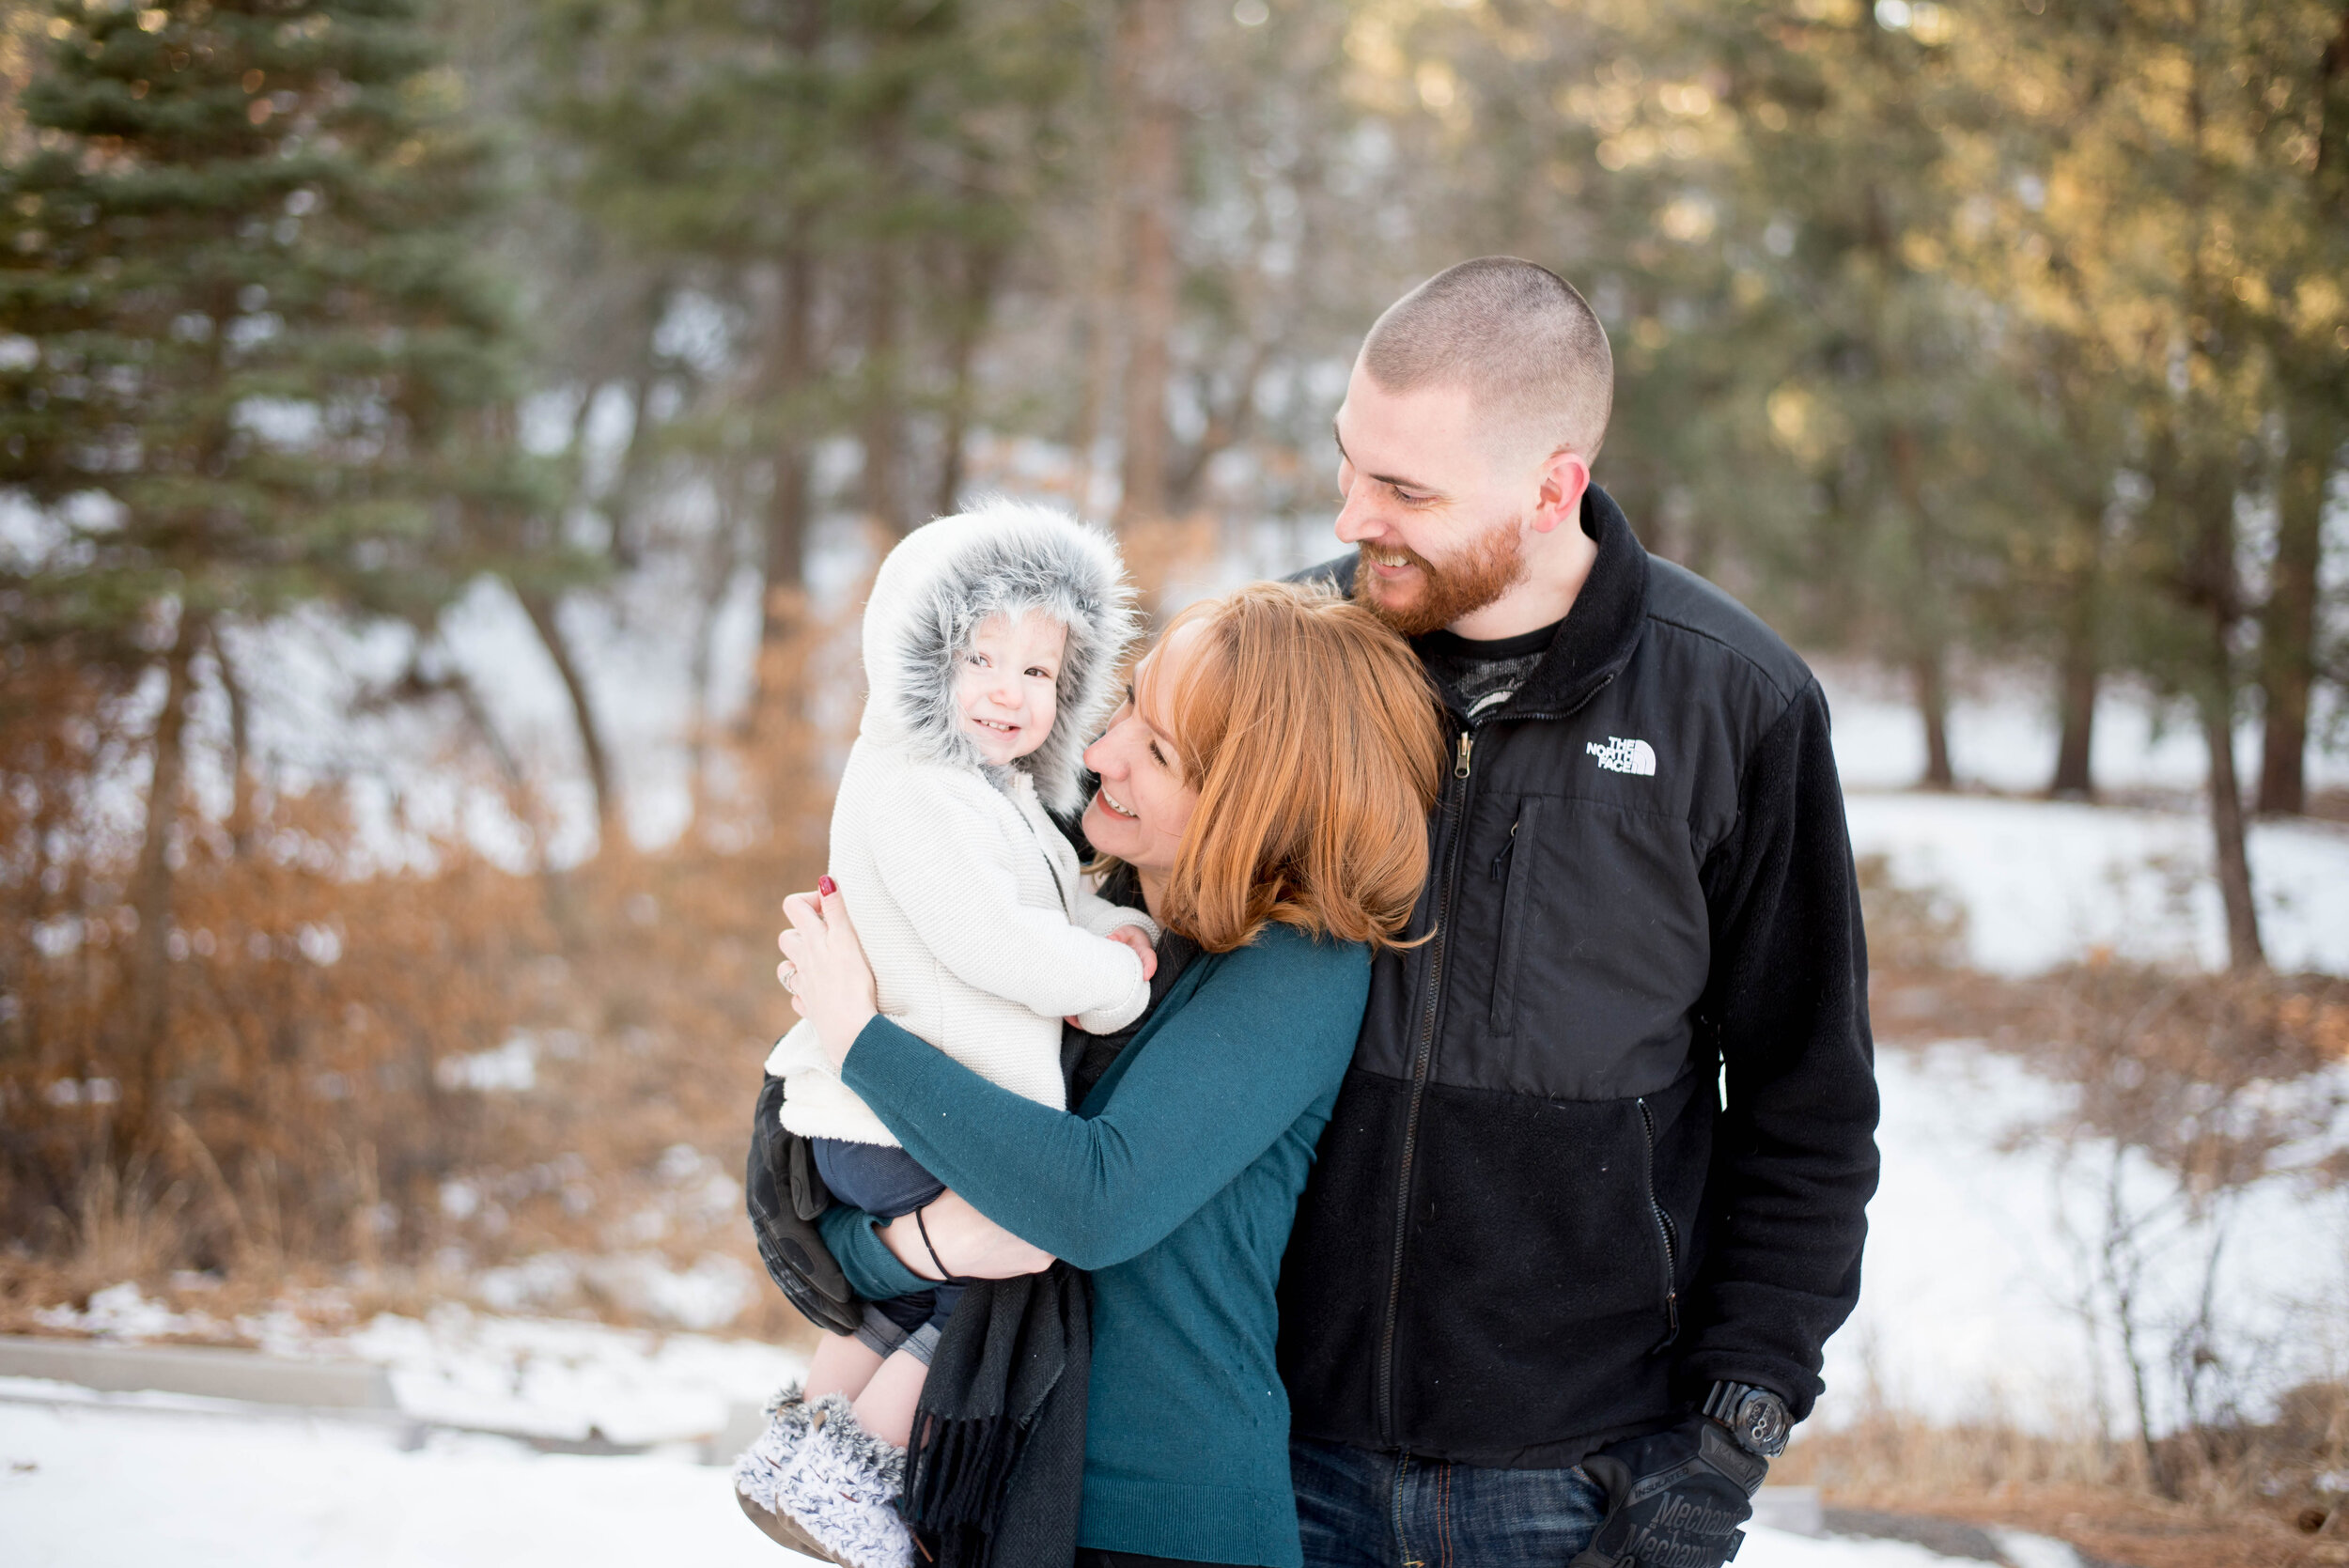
[1530,449,1592,535]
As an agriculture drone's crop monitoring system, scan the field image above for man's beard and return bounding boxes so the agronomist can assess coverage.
[1354,520,1529,638]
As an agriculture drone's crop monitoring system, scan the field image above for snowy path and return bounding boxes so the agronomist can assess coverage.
[0,1399,784,1567]
[0,1398,1988,1568]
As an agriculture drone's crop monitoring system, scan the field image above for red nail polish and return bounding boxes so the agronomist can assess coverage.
[817,875,837,896]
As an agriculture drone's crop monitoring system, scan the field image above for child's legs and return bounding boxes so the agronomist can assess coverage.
[851,1346,929,1448]
[808,1282,944,1406]
[849,1281,959,1447]
[802,1140,954,1444]
[804,1329,884,1404]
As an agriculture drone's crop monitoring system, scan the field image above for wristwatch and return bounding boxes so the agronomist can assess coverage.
[1703,1380,1792,1459]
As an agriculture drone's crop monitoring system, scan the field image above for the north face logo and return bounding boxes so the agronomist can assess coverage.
[1587,737,1657,776]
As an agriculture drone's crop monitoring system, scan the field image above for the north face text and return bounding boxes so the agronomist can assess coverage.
[1587,737,1657,776]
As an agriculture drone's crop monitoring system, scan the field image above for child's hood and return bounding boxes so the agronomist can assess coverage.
[860,500,1138,817]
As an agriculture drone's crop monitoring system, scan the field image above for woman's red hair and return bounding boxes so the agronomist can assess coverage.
[1137,581,1444,954]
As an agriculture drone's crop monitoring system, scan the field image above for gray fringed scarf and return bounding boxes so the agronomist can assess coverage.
[898,1264,1091,1568]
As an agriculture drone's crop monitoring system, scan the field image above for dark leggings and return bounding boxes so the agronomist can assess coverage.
[1074,1554,1247,1568]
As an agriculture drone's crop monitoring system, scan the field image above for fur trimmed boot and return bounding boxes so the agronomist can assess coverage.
[770,1392,915,1568]
[734,1382,816,1510]
[733,1383,839,1560]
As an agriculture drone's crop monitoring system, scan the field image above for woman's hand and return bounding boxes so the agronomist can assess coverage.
[777,881,879,1068]
[879,1189,1055,1281]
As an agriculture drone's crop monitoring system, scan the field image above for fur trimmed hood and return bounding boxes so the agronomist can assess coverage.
[859,501,1138,817]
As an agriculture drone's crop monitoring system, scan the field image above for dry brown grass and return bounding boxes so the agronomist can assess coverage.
[0,617,842,1352]
[1849,903,2349,1565]
[1780,1402,2349,1565]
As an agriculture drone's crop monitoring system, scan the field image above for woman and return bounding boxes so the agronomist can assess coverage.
[776,580,1444,1568]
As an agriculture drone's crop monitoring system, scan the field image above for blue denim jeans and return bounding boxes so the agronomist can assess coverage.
[1291,1436,1609,1568]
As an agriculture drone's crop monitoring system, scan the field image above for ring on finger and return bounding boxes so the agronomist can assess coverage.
[778,961,799,993]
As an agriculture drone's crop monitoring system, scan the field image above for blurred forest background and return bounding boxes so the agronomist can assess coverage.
[2,0,2347,1546]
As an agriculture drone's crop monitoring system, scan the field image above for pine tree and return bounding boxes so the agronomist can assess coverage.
[0,0,543,1134]
[526,0,1081,716]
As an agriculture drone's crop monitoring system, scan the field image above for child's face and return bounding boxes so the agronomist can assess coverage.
[954,610,1066,766]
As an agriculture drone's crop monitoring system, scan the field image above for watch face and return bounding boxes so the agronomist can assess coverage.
[1738,1392,1791,1457]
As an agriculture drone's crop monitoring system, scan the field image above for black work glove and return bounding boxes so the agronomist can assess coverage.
[744,1071,864,1337]
[1567,1416,1767,1568]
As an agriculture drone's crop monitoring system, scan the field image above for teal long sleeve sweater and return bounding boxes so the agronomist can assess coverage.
[817,922,1368,1568]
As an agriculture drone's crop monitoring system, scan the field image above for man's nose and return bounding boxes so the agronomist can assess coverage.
[1333,489,1385,545]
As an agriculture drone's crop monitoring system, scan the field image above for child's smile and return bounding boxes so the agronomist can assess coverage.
[955,609,1066,766]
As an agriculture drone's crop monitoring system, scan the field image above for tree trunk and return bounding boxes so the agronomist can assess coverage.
[1912,648,1954,790]
[208,622,257,855]
[749,0,830,704]
[2200,677,2263,971]
[516,587,618,847]
[1168,334,1277,511]
[2051,584,2099,800]
[760,248,816,660]
[2171,23,2258,971]
[604,280,672,573]
[128,626,197,1148]
[1070,185,1123,515]
[1114,0,1181,531]
[862,241,907,535]
[934,244,1002,519]
[2255,399,2335,815]
[1885,423,1953,790]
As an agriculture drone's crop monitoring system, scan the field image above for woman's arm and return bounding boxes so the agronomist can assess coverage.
[818,1203,930,1301]
[839,928,1367,1270]
[817,1191,1052,1299]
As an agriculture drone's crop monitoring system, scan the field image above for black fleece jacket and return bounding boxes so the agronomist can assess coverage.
[1277,486,1880,1468]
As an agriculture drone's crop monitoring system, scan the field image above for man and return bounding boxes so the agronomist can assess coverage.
[1280,257,1879,1568]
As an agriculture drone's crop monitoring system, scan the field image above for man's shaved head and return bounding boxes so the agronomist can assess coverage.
[1359,257,1613,463]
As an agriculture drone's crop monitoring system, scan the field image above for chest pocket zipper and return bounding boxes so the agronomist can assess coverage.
[1486,800,1543,1035]
[1636,1096,1683,1352]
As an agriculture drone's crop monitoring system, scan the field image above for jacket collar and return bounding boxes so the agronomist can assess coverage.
[1499,482,1650,719]
[1318,484,1649,720]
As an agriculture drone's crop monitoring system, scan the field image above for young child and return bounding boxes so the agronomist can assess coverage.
[733,502,1158,1568]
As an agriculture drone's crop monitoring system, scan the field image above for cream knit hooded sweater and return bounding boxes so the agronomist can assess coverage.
[765,502,1157,1147]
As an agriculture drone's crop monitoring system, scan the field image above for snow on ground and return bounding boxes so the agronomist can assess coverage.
[339,1309,801,1443]
[1816,1040,2349,1436]
[1844,791,2349,975]
[1815,660,2349,976]
[0,1398,2001,1568]
[0,1400,786,1568]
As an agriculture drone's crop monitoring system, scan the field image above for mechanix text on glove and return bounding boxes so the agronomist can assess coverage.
[1567,1417,1768,1568]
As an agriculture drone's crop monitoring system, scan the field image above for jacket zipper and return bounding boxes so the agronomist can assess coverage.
[1375,723,1476,1443]
[1375,672,1618,1445]
[1636,1097,1683,1351]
